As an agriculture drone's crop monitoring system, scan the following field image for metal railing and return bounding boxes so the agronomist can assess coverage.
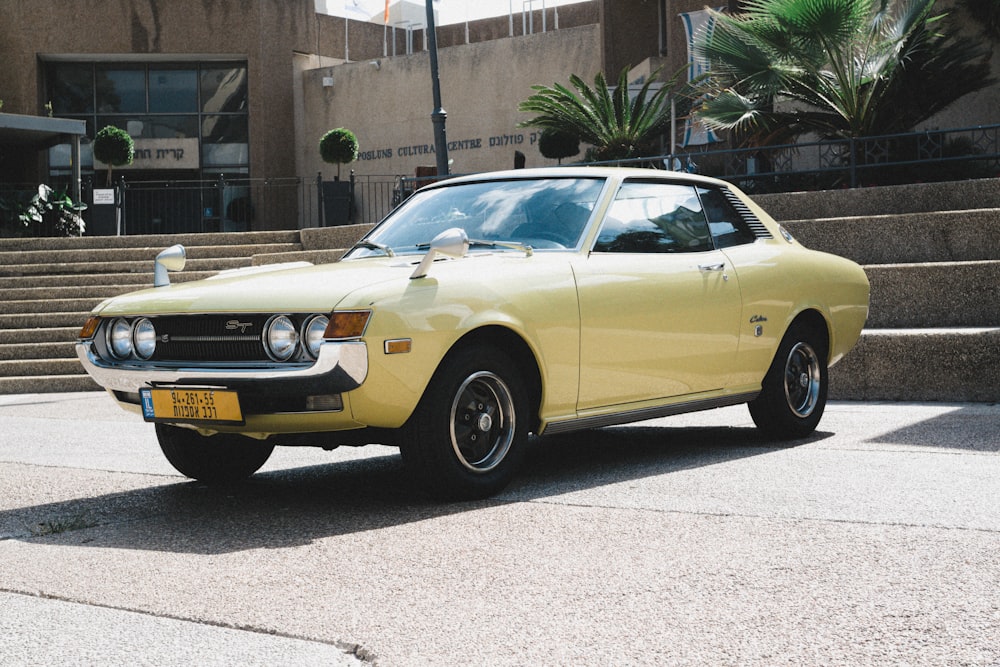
[4,124,998,237]
[67,172,402,236]
[603,123,1000,193]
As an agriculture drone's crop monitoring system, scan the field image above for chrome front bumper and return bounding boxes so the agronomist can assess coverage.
[75,340,368,394]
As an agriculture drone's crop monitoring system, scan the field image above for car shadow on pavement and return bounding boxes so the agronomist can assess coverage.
[0,424,827,554]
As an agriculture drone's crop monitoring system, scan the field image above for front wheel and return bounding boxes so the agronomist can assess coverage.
[748,322,828,439]
[156,423,274,483]
[402,345,529,500]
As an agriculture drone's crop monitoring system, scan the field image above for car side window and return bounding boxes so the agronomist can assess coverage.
[698,187,758,249]
[593,181,713,253]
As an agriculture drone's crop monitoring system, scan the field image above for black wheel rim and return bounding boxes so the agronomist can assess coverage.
[783,341,821,418]
[449,371,515,473]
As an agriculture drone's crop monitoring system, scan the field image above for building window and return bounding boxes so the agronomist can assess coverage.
[44,60,249,179]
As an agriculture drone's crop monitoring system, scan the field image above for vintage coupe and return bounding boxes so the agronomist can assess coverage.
[77,167,869,499]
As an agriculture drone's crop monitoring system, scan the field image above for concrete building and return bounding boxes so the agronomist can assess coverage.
[1,0,996,232]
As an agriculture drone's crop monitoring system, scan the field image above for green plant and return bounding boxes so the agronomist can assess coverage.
[0,184,85,236]
[538,128,580,164]
[93,125,134,185]
[319,127,359,179]
[692,0,994,145]
[518,66,682,162]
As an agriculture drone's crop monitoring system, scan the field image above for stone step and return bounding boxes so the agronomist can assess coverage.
[0,311,92,330]
[300,224,373,251]
[0,284,150,301]
[0,256,251,278]
[830,327,1000,402]
[4,297,118,315]
[0,242,303,267]
[756,177,1000,220]
[251,249,347,266]
[0,340,75,361]
[0,230,301,252]
[0,374,101,394]
[783,208,1000,265]
[866,260,1000,328]
[0,357,84,378]
[0,270,216,290]
[0,327,78,345]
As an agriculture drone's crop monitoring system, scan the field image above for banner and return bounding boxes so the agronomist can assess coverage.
[679,8,722,147]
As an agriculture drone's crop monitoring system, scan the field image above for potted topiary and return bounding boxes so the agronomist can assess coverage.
[93,125,134,186]
[319,128,359,226]
[538,128,580,165]
[319,127,359,179]
[91,125,134,235]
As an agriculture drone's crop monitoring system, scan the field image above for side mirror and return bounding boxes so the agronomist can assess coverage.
[153,244,186,287]
[410,227,469,279]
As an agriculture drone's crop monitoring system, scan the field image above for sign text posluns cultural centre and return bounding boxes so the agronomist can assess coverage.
[357,132,541,162]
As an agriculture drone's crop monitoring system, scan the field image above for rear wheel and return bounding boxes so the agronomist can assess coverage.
[156,423,274,483]
[402,345,529,500]
[748,321,828,439]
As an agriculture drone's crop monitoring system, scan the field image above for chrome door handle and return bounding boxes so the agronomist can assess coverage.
[698,262,725,271]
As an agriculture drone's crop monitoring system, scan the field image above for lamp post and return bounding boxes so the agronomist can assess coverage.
[425,0,449,176]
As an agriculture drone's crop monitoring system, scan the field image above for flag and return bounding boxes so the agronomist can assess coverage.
[384,0,389,23]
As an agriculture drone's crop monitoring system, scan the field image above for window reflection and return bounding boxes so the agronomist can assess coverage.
[96,67,146,113]
[149,68,198,113]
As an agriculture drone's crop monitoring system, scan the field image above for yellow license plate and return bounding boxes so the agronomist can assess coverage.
[141,388,244,425]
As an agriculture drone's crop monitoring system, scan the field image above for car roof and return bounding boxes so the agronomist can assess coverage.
[426,166,733,190]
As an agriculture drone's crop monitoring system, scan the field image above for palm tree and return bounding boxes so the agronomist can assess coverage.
[692,0,993,145]
[518,67,681,162]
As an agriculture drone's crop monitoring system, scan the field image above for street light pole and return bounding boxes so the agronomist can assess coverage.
[425,0,449,176]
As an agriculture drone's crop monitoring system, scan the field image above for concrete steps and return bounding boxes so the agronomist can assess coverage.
[770,177,999,403]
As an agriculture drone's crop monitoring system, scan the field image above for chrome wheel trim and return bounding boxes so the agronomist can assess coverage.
[783,341,821,418]
[449,371,515,473]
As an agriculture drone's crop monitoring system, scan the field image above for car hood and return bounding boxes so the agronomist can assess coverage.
[91,259,413,316]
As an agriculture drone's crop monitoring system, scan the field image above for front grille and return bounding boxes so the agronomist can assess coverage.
[151,315,271,362]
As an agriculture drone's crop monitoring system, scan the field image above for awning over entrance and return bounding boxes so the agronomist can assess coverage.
[0,113,87,205]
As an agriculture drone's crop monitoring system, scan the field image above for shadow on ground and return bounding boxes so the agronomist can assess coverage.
[1,422,823,554]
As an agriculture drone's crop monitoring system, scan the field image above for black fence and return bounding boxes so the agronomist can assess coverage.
[603,123,1000,194]
[3,124,998,237]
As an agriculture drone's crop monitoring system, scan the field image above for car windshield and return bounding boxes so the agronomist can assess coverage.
[346,177,607,257]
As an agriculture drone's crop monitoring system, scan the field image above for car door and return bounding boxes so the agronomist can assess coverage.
[574,179,743,410]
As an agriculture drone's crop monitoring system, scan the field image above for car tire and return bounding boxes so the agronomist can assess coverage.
[402,345,529,500]
[156,423,274,483]
[748,321,828,440]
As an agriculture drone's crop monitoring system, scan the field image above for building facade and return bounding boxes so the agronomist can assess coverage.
[1,0,996,233]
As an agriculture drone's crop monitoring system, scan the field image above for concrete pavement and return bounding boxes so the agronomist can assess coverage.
[1,392,998,665]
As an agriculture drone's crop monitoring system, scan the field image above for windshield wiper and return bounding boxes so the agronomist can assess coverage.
[414,239,533,256]
[350,240,395,257]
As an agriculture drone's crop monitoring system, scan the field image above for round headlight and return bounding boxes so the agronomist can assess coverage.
[302,315,329,359]
[265,315,299,361]
[133,318,157,360]
[108,318,133,359]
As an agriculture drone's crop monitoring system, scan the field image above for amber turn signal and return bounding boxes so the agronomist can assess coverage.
[323,310,372,339]
[78,316,101,340]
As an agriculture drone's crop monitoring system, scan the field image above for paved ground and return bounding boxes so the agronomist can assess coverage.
[1,392,998,666]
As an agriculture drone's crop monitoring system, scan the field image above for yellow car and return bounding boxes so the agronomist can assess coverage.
[77,167,869,499]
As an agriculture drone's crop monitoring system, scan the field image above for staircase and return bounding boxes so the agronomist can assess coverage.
[759,178,1000,402]
[0,224,372,394]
